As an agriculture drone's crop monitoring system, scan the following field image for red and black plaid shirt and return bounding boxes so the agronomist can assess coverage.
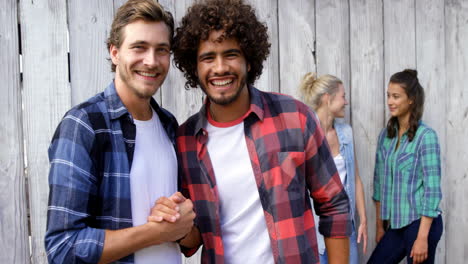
[178,86,351,263]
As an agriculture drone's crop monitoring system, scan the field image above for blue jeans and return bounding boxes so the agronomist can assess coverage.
[319,226,359,264]
[367,215,443,264]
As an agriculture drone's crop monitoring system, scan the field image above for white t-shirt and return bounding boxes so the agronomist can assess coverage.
[206,117,274,264]
[333,153,347,185]
[130,110,181,264]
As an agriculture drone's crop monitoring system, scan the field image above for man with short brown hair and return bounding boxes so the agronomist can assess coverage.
[45,1,195,263]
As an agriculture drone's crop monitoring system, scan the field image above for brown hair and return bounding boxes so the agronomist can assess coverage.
[387,69,425,141]
[172,0,270,89]
[106,0,174,72]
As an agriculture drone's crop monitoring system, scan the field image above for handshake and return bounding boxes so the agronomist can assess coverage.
[147,192,200,247]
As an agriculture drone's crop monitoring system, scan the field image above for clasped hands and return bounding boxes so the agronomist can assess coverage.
[147,192,196,244]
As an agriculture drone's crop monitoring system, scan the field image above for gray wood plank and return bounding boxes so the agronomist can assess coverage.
[20,0,70,262]
[0,1,30,263]
[158,2,203,263]
[68,0,115,106]
[415,0,446,262]
[316,0,351,122]
[278,0,316,99]
[10,2,468,264]
[159,0,205,124]
[383,0,416,117]
[445,0,468,262]
[113,0,128,11]
[349,0,385,262]
[246,0,280,93]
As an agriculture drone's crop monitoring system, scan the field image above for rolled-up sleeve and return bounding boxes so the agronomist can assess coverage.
[45,109,104,263]
[305,111,351,238]
[419,129,442,218]
[178,158,202,257]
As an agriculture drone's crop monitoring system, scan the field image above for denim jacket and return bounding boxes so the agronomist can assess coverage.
[314,121,356,254]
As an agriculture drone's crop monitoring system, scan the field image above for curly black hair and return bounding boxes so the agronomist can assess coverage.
[172,0,271,89]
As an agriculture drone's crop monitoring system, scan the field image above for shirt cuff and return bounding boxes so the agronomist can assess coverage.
[318,213,352,238]
[372,194,380,202]
[421,208,440,218]
[180,244,201,257]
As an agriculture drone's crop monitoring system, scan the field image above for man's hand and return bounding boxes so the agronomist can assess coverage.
[98,196,195,264]
[152,199,195,243]
[148,192,186,223]
[146,192,196,242]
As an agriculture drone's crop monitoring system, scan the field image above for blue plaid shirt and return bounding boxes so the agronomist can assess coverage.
[45,82,178,263]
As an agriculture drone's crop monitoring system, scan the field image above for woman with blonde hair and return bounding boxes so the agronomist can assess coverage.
[300,73,368,264]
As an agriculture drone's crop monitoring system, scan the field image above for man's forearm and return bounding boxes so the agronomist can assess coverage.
[99,196,196,263]
[324,237,349,264]
[99,220,189,264]
[179,225,202,249]
[98,222,164,264]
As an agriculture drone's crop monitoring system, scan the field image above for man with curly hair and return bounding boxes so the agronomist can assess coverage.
[154,0,352,263]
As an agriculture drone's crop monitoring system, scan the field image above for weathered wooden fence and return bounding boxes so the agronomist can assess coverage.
[1,0,467,263]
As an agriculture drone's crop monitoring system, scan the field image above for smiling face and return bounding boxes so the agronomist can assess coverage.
[196,30,250,106]
[110,20,171,100]
[328,84,348,118]
[387,82,412,119]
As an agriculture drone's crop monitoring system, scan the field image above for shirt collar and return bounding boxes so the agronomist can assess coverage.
[192,85,265,136]
[104,81,164,121]
[104,82,129,120]
[334,121,351,145]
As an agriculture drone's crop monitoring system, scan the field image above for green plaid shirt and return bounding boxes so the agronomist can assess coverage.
[373,122,442,228]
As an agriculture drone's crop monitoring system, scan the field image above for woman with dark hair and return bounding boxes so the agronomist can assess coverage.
[368,69,443,264]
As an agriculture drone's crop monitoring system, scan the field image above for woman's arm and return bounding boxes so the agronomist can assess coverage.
[409,129,442,263]
[410,216,433,264]
[372,130,385,243]
[374,201,385,243]
[354,159,368,253]
[350,127,368,253]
